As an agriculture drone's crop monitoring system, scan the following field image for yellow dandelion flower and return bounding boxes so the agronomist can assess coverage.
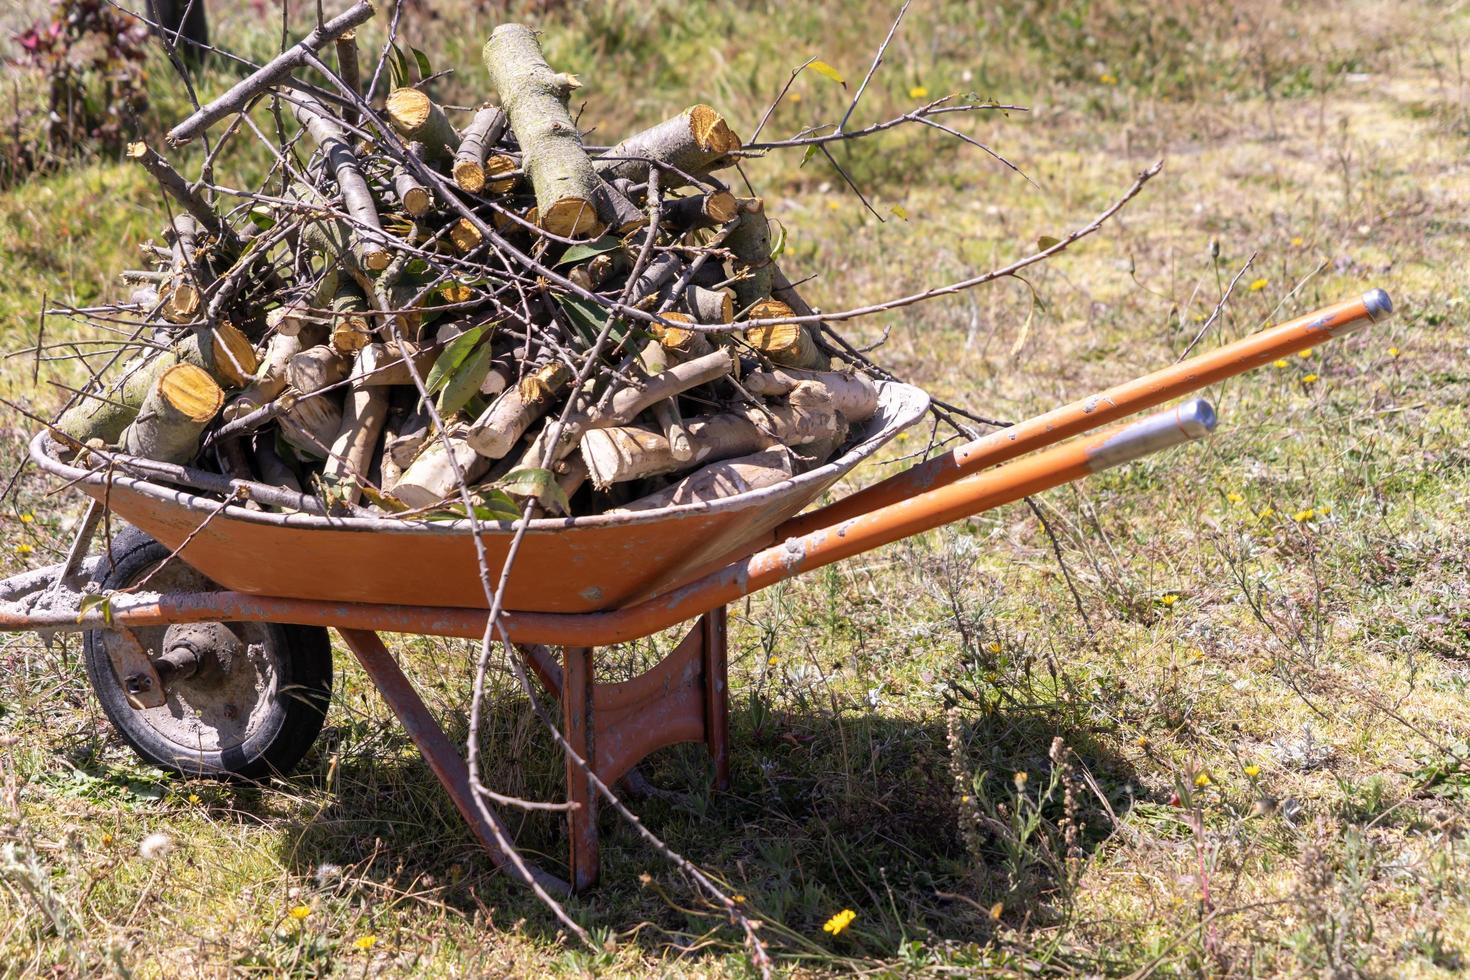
[1387,347,1401,358]
[187,793,201,804]
[288,905,311,920]
[1258,506,1275,519]
[1292,508,1315,522]
[1298,349,1313,359]
[1194,772,1212,788]
[960,794,970,803]
[908,85,929,99]
[823,908,857,935]
[18,513,33,524]
[14,543,32,555]
[353,934,378,951]
[1099,72,1118,85]
[1318,504,1332,515]
[733,895,746,904]
[1248,278,1268,292]
[767,656,779,667]
[1226,491,1244,503]
[1290,236,1304,247]
[1161,593,1179,607]
[101,833,114,846]
[989,901,1005,920]
[1135,736,1149,747]
[1014,771,1028,788]
[1272,359,1289,369]
[1301,373,1319,384]
[826,200,841,210]
[1244,764,1261,778]
[789,91,802,104]
[986,641,1002,654]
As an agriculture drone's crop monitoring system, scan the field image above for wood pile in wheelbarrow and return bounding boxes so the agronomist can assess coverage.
[48,15,888,520]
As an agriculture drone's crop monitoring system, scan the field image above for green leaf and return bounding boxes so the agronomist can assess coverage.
[78,593,112,627]
[436,341,492,417]
[555,293,618,348]
[555,236,622,267]
[422,494,522,523]
[425,324,486,393]
[499,467,571,514]
[768,221,788,260]
[890,204,909,221]
[800,143,819,167]
[387,43,410,90]
[808,60,847,86]
[411,46,433,81]
[405,258,430,276]
[1037,235,1061,250]
[247,206,275,231]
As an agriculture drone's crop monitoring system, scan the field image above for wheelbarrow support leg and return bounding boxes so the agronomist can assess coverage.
[702,606,730,791]
[562,645,598,892]
[337,628,570,896]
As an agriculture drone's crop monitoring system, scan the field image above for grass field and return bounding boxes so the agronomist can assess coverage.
[3,0,1470,975]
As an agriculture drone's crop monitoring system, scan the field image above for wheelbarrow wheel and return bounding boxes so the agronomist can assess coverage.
[81,531,332,780]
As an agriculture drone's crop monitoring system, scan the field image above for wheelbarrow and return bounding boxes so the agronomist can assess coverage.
[0,289,1392,894]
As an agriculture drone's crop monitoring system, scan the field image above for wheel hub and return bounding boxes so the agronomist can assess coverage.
[156,622,240,686]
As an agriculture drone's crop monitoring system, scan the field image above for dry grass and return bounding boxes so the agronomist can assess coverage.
[2,0,1470,975]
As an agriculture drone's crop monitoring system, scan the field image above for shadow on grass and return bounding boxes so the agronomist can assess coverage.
[249,687,1144,966]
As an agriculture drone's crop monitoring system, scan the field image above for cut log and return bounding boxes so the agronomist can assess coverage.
[329,283,374,352]
[335,29,361,126]
[166,0,377,145]
[483,24,606,239]
[743,299,824,369]
[122,364,223,465]
[629,254,683,307]
[681,285,733,323]
[323,352,390,504]
[466,359,571,458]
[394,143,433,217]
[649,311,713,359]
[392,427,492,508]
[484,153,519,193]
[293,93,391,272]
[662,189,739,230]
[594,105,742,186]
[453,105,508,193]
[612,447,794,513]
[449,217,483,253]
[581,382,840,488]
[596,179,646,235]
[385,88,461,160]
[288,345,351,393]
[742,367,878,422]
[599,348,732,424]
[726,198,773,310]
[225,332,301,421]
[55,321,255,445]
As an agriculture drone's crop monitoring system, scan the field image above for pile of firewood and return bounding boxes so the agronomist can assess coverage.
[50,12,884,518]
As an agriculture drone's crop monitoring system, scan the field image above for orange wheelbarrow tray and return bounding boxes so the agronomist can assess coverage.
[0,289,1392,895]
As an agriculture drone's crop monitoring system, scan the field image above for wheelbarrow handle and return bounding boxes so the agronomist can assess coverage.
[779,288,1393,538]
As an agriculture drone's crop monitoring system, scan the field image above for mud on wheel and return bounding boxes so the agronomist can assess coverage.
[82,530,332,779]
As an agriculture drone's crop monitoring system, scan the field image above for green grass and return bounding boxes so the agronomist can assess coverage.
[3,0,1470,975]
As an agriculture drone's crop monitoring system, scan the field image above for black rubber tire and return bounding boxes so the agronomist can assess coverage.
[82,532,332,780]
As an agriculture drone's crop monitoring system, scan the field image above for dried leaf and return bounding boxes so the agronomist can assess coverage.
[890,204,909,220]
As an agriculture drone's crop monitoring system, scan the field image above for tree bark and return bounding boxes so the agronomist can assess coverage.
[483,24,606,239]
[466,359,571,458]
[392,427,492,508]
[394,142,433,217]
[453,105,508,193]
[225,331,301,421]
[323,351,390,504]
[385,88,461,160]
[743,367,878,422]
[127,142,237,249]
[293,93,391,272]
[612,447,794,513]
[726,197,773,310]
[593,105,741,186]
[122,364,223,465]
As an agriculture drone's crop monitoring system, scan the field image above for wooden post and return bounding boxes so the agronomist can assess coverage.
[562,646,598,891]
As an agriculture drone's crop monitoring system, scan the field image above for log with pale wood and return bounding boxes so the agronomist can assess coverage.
[45,14,897,519]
